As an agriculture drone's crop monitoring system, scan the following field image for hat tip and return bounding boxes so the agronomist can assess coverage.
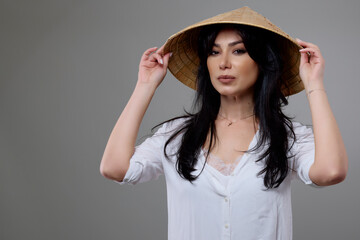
[240,6,252,10]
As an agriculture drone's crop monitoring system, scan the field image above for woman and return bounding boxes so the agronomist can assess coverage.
[100,7,348,240]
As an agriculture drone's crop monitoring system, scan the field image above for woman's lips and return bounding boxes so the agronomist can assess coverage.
[217,75,235,83]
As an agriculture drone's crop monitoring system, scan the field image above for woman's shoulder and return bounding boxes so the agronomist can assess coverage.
[289,121,314,142]
[291,121,313,133]
[165,116,189,128]
[155,116,190,136]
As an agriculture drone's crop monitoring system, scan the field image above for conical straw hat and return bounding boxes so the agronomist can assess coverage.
[164,6,304,96]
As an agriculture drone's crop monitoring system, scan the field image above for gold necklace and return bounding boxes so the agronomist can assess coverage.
[218,112,255,126]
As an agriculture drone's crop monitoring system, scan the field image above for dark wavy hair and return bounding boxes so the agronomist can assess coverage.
[158,24,296,189]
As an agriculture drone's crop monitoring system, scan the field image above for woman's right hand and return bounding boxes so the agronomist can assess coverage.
[137,45,172,89]
[100,45,171,182]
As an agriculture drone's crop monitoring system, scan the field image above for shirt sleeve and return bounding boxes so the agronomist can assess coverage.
[115,122,170,185]
[291,122,317,186]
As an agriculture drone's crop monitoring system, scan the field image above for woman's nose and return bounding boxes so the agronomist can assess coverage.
[219,54,231,70]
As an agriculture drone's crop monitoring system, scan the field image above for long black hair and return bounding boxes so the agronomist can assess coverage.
[159,24,296,189]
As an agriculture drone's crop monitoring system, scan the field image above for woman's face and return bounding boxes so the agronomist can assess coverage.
[207,28,259,97]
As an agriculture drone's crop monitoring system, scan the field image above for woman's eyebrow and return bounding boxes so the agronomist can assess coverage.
[213,40,244,47]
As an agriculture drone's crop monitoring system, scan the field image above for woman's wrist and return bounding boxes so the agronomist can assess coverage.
[304,80,325,97]
[135,81,158,96]
[306,88,326,98]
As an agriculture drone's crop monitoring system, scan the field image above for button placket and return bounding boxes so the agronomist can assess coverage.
[222,192,231,239]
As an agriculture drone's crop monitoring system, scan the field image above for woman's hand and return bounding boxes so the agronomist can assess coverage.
[137,44,172,89]
[295,39,348,186]
[100,45,172,182]
[296,39,325,91]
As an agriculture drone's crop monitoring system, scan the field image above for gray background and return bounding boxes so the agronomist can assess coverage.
[1,0,359,239]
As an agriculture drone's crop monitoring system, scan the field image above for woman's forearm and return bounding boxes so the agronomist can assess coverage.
[100,45,171,182]
[100,83,157,181]
[307,82,348,186]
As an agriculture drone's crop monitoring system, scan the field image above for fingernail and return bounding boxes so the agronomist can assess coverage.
[159,59,163,64]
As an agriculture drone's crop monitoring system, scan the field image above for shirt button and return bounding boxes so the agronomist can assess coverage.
[225,224,229,229]
[224,197,228,202]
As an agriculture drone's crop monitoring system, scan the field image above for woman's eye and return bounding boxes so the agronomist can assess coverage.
[210,50,219,55]
[234,49,246,54]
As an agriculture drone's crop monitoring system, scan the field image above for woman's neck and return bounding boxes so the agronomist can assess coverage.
[218,94,254,122]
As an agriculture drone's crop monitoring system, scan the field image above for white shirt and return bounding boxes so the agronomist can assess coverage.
[117,118,316,240]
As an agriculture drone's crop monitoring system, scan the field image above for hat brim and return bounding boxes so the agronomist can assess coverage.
[164,7,305,96]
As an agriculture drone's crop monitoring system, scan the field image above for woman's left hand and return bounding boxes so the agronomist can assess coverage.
[296,39,325,90]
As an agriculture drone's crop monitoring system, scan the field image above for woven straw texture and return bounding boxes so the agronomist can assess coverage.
[164,6,304,96]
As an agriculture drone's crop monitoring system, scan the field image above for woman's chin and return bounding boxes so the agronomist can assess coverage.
[215,87,242,97]
[217,88,254,99]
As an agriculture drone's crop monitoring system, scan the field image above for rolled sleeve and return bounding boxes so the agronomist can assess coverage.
[116,123,169,185]
[291,122,316,185]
